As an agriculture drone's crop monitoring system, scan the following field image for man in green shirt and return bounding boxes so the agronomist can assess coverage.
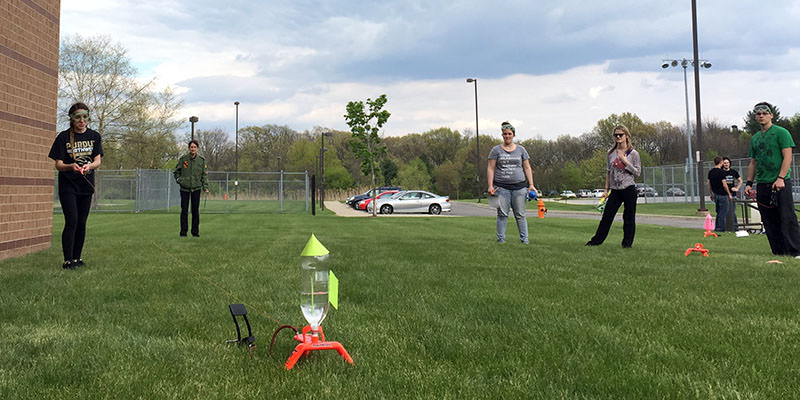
[743,102,800,257]
[174,140,209,237]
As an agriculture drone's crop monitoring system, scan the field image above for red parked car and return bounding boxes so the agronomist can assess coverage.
[357,190,398,211]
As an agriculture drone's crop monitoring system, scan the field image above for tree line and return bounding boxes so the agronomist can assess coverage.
[59,35,800,198]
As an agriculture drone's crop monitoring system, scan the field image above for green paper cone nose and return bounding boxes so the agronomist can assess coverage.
[301,234,329,256]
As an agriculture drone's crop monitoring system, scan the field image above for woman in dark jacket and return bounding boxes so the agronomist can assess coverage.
[173,140,209,237]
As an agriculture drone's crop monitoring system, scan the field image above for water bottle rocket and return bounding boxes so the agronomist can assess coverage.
[285,234,354,370]
[596,193,609,213]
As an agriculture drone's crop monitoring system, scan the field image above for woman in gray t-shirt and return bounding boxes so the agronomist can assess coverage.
[586,124,641,248]
[487,122,539,244]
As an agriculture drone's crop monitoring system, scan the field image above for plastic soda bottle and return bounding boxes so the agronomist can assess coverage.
[300,234,330,330]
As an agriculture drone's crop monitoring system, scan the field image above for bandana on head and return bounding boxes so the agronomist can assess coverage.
[753,104,772,114]
[501,123,515,134]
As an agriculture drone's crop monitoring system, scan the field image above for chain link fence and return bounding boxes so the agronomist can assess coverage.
[640,154,800,203]
[54,169,309,213]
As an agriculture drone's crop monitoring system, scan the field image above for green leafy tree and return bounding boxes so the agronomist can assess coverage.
[238,124,297,172]
[397,157,432,190]
[559,161,582,191]
[344,94,391,216]
[578,149,609,189]
[433,160,459,198]
[324,164,356,190]
[787,113,800,145]
[286,137,319,173]
[381,158,399,185]
[422,127,464,165]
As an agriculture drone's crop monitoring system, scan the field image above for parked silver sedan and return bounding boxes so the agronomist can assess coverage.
[368,190,451,215]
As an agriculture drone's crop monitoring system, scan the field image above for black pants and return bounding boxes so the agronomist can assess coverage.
[757,181,800,256]
[180,189,201,235]
[588,185,637,247]
[59,192,92,261]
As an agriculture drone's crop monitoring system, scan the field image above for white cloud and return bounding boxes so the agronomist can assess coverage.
[59,0,800,142]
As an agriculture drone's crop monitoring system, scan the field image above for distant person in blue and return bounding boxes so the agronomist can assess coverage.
[487,122,538,244]
[707,156,733,233]
[586,124,641,248]
[743,102,800,258]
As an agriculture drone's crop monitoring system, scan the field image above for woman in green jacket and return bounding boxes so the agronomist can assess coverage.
[174,140,208,236]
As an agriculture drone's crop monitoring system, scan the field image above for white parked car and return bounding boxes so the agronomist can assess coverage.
[591,189,606,198]
[368,190,451,215]
[560,190,577,198]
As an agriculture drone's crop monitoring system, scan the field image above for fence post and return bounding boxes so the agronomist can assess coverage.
[279,170,284,212]
[166,169,171,211]
[305,171,309,211]
[311,174,316,216]
[135,168,141,213]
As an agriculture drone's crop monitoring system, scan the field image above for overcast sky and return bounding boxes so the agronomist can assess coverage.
[60,0,800,141]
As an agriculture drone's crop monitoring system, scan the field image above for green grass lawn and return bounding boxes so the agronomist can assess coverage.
[55,199,310,214]
[2,212,799,399]
[539,199,746,218]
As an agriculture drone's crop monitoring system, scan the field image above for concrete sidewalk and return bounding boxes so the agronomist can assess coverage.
[323,201,365,217]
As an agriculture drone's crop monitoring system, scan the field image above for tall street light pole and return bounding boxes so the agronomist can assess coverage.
[661,58,711,201]
[234,101,239,201]
[466,78,480,203]
[320,132,332,211]
[691,0,707,213]
[189,116,198,141]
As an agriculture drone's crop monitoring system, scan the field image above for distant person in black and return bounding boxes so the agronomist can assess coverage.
[48,103,103,270]
[707,156,732,233]
[722,156,741,228]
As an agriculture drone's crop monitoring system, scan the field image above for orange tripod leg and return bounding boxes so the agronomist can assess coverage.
[285,342,310,370]
[331,341,354,364]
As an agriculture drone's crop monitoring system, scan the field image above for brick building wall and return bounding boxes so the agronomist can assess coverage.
[0,0,60,261]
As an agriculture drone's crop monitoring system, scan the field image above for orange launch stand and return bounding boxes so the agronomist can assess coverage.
[285,325,354,370]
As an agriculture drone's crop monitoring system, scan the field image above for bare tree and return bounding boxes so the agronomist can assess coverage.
[59,34,153,140]
[189,128,235,170]
[59,34,184,169]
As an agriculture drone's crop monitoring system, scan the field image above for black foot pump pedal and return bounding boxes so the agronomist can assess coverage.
[225,304,256,358]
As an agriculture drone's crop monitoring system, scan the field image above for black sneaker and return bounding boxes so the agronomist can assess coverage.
[180,233,187,237]
[192,233,199,237]
[72,259,85,267]
[62,260,75,270]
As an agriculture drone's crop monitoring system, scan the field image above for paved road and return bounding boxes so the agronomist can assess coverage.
[452,201,705,229]
[325,200,705,229]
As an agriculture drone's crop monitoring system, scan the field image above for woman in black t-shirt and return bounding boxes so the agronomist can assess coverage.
[48,103,103,270]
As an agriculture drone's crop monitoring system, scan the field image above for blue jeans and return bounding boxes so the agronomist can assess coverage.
[495,186,529,243]
[713,195,729,232]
